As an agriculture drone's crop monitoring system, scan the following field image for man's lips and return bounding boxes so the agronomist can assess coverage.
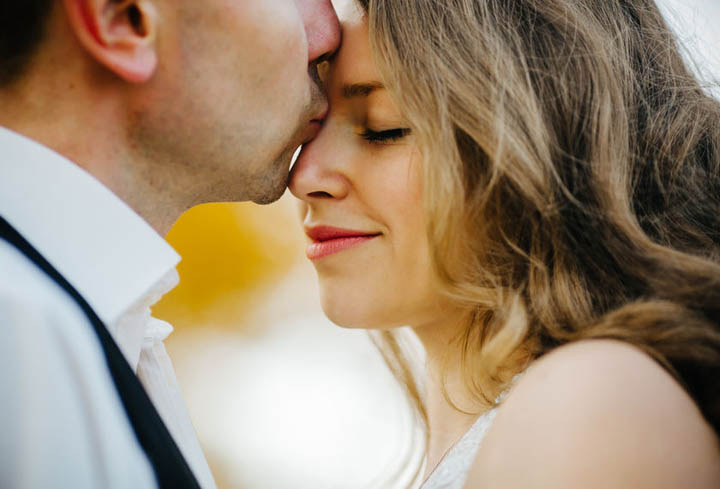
[303,107,329,144]
[305,226,381,260]
[312,106,329,123]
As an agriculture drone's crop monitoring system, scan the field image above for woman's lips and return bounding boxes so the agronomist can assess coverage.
[305,226,381,260]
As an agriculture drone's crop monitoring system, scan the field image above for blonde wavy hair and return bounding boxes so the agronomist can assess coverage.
[357,0,720,435]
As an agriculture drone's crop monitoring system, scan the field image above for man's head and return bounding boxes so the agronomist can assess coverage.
[0,0,340,230]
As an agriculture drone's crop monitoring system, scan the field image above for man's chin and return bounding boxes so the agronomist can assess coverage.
[251,186,287,205]
[250,161,292,205]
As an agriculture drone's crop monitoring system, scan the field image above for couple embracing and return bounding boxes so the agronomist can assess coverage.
[1,0,719,488]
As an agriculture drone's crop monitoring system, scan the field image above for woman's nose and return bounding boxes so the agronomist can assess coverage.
[289,135,349,202]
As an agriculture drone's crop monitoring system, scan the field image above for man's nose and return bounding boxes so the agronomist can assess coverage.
[299,0,342,63]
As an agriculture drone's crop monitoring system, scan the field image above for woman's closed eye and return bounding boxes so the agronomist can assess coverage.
[360,128,412,144]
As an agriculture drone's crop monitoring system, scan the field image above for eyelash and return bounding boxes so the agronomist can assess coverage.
[360,128,412,144]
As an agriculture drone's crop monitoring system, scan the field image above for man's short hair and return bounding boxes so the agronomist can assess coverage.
[1,1,53,86]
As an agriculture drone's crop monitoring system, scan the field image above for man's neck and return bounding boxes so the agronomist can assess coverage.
[0,83,183,236]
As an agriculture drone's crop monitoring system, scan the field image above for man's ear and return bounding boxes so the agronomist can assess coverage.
[63,0,159,83]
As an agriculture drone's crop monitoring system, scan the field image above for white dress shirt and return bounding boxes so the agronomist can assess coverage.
[0,127,216,489]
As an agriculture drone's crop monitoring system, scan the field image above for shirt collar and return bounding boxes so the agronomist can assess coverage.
[0,126,181,328]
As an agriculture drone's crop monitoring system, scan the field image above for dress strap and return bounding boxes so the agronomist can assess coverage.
[420,409,498,489]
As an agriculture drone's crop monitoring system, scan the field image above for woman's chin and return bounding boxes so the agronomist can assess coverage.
[323,307,376,330]
[320,301,412,331]
[320,297,387,330]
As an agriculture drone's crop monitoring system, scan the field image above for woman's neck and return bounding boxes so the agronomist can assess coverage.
[413,314,492,479]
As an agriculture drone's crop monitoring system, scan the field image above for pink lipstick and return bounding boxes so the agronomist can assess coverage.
[305,226,381,260]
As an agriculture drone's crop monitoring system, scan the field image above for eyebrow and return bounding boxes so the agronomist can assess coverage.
[341,82,385,99]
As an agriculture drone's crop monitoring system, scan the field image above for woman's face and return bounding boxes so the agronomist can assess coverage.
[289,4,444,329]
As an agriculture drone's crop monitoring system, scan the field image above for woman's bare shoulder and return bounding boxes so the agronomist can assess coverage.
[464,339,720,489]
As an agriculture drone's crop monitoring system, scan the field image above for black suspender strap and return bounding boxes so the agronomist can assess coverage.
[0,216,201,489]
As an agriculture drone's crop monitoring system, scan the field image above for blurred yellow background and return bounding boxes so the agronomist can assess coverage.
[154,199,303,332]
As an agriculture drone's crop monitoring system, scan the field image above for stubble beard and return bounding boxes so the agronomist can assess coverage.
[252,72,327,205]
[127,66,327,208]
[250,147,296,205]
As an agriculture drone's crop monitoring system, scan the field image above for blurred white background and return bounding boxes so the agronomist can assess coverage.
[658,0,720,97]
[159,2,719,489]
